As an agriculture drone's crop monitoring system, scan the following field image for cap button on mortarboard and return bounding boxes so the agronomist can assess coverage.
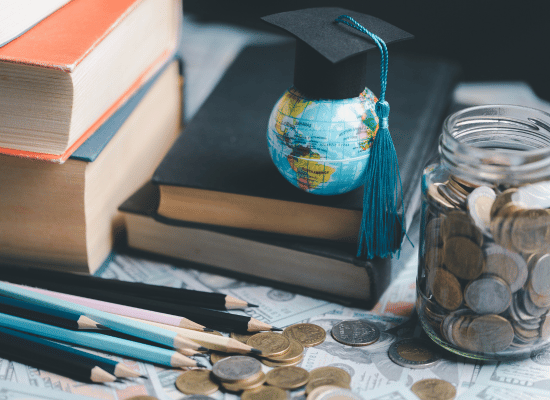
[262,8,413,259]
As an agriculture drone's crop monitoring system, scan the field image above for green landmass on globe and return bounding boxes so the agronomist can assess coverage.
[267,86,379,195]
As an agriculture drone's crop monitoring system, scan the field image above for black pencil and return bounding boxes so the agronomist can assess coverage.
[0,327,117,383]
[0,295,107,330]
[7,280,277,332]
[0,264,255,310]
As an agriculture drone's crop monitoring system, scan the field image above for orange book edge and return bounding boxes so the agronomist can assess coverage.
[0,49,173,163]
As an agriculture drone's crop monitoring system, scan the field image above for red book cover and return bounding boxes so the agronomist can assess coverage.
[0,0,179,162]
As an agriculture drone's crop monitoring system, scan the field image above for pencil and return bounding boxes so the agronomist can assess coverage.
[0,325,138,378]
[125,317,262,354]
[15,281,276,332]
[0,311,204,369]
[22,285,208,332]
[0,281,204,351]
[0,265,255,310]
[0,295,107,330]
[0,327,116,383]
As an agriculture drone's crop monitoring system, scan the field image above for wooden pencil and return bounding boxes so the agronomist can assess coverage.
[0,265,255,310]
[14,281,276,332]
[0,327,116,383]
[0,311,204,368]
[0,295,106,330]
[0,281,203,351]
[22,285,208,332]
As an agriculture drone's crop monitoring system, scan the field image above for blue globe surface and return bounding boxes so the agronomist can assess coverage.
[267,86,379,195]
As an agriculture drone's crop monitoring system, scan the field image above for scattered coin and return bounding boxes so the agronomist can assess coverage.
[282,323,326,347]
[221,372,266,392]
[330,320,380,347]
[210,352,233,365]
[305,378,350,395]
[247,332,291,357]
[464,275,512,315]
[261,355,303,368]
[212,356,262,383]
[307,386,346,400]
[266,366,309,389]
[175,370,219,395]
[308,366,351,386]
[411,379,456,400]
[241,385,288,400]
[263,338,304,364]
[388,338,440,368]
[230,331,256,344]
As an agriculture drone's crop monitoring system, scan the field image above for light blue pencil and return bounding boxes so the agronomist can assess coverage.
[0,281,191,350]
[0,311,199,368]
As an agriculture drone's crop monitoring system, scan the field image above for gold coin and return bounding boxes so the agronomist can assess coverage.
[265,366,309,390]
[241,385,288,400]
[282,323,326,347]
[424,247,443,270]
[261,354,304,368]
[437,182,464,208]
[490,188,518,220]
[230,331,256,344]
[511,209,550,253]
[442,211,483,245]
[210,352,234,365]
[175,370,219,395]
[443,236,484,280]
[411,379,457,400]
[306,386,344,400]
[267,339,304,362]
[308,366,351,386]
[425,217,445,248]
[431,268,463,311]
[427,183,454,210]
[247,333,291,357]
[466,315,514,353]
[449,175,478,191]
[221,372,266,392]
[305,378,350,395]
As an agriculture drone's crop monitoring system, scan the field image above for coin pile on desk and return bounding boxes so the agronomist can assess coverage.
[420,176,550,354]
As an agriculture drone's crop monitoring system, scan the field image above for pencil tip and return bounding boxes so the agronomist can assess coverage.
[271,327,283,331]
[194,353,208,358]
[198,346,209,352]
[196,362,208,368]
[140,375,148,379]
[247,303,259,308]
[250,348,263,355]
[203,328,215,332]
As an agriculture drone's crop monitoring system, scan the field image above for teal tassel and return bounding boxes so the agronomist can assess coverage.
[335,15,406,259]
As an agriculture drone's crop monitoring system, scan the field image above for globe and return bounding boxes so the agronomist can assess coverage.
[267,86,379,196]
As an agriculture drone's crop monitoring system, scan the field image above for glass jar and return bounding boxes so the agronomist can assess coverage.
[417,105,550,360]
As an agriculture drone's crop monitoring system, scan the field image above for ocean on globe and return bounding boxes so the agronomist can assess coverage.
[267,86,379,196]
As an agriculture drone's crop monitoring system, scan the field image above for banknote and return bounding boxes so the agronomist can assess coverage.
[457,383,550,400]
[0,379,97,400]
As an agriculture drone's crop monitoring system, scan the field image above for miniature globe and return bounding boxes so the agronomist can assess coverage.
[267,86,379,195]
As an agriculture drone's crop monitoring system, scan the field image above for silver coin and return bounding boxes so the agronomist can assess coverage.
[315,388,363,400]
[464,275,512,315]
[438,183,465,208]
[521,289,548,317]
[509,293,541,325]
[388,338,440,369]
[467,186,496,234]
[211,356,261,382]
[331,320,380,347]
[483,244,527,293]
[529,254,550,297]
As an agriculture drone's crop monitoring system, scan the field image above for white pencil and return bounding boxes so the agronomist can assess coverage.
[0,281,194,350]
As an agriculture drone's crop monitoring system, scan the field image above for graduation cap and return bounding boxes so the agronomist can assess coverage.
[262,8,414,259]
[262,7,413,99]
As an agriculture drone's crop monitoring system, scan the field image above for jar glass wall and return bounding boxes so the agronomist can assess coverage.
[418,105,550,360]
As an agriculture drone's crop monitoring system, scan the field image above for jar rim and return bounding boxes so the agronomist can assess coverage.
[441,104,550,184]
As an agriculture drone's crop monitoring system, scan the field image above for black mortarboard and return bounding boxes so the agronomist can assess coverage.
[262,8,413,99]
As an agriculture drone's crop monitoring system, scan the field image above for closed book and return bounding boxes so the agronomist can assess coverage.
[152,43,460,243]
[0,59,183,273]
[0,0,180,162]
[120,182,392,307]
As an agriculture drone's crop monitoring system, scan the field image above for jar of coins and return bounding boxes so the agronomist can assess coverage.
[418,105,550,360]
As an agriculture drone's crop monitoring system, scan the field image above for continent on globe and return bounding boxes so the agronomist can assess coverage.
[287,146,336,191]
[267,86,380,196]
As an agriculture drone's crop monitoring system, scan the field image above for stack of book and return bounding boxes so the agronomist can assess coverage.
[119,43,461,307]
[0,0,183,273]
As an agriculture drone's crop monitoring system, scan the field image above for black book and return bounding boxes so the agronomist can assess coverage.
[122,42,459,307]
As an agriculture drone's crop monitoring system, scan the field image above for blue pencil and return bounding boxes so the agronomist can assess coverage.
[0,325,138,378]
[0,281,192,350]
[0,311,200,368]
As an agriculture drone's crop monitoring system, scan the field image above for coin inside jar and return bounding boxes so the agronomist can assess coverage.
[464,275,512,315]
[528,254,550,297]
[483,244,527,293]
[431,268,463,311]
[247,332,291,357]
[265,366,309,389]
[443,237,484,280]
[175,370,219,395]
[330,320,380,347]
[467,186,496,233]
[511,209,550,253]
[282,323,326,348]
[465,315,514,353]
